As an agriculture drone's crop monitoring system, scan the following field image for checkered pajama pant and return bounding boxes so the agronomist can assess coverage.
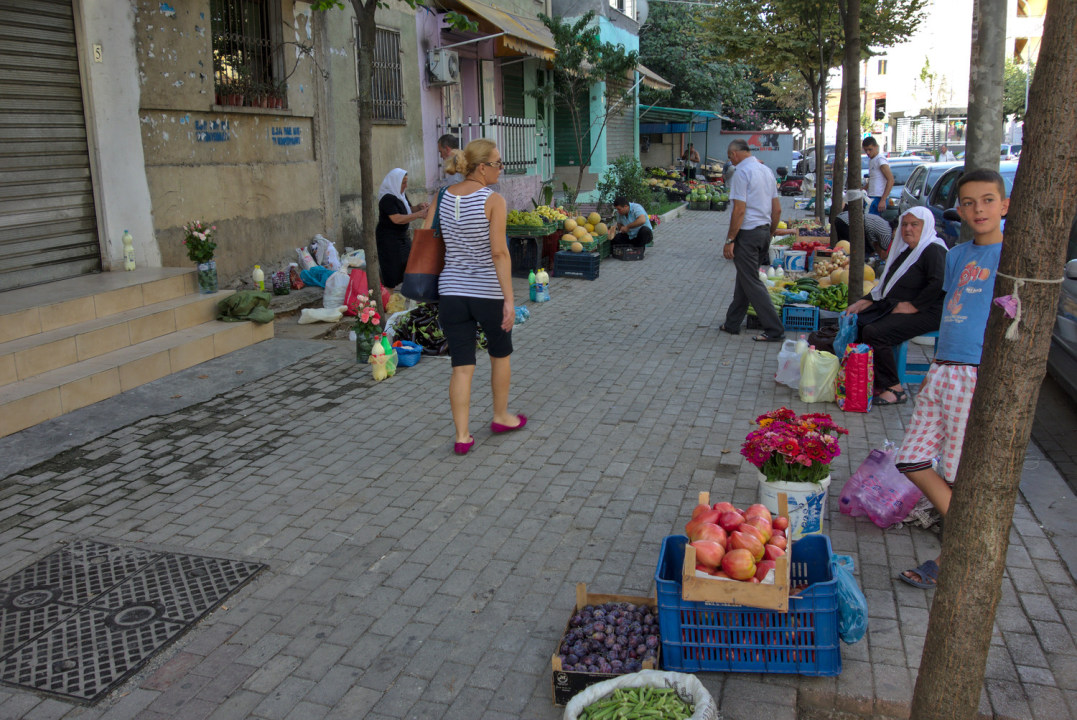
[895,363,978,483]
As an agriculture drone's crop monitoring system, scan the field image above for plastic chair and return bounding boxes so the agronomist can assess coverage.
[895,331,940,386]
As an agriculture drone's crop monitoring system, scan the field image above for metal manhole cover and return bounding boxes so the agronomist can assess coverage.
[0,540,265,704]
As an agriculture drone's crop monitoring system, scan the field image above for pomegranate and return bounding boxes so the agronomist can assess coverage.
[691,504,721,524]
[712,501,738,514]
[690,540,726,570]
[755,560,777,582]
[694,522,728,547]
[772,515,790,532]
[729,530,766,562]
[718,511,744,533]
[721,548,756,581]
[767,534,788,551]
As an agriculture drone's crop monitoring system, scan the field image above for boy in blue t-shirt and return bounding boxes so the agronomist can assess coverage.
[896,168,1009,589]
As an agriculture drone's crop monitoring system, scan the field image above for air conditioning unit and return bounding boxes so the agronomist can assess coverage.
[427,49,460,86]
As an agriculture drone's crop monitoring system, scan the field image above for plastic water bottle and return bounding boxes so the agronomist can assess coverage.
[252,265,265,291]
[122,230,135,271]
[536,267,549,285]
[528,269,536,287]
[795,334,809,355]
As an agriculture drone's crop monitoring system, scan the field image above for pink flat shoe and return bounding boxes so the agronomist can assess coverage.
[490,414,527,434]
[453,436,475,455]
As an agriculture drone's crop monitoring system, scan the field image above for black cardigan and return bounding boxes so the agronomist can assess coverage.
[867,242,947,318]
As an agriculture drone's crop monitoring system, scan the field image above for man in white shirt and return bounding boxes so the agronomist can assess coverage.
[862,136,894,217]
[720,139,785,341]
[938,144,956,161]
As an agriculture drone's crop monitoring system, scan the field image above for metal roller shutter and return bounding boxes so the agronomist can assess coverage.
[0,0,101,292]
[605,79,634,163]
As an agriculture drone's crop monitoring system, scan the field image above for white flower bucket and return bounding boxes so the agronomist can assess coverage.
[758,473,831,542]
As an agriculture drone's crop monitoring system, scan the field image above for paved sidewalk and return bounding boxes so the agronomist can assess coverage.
[1,201,1075,720]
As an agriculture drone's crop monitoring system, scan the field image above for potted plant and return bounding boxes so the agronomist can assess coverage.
[350,293,382,361]
[182,220,218,293]
[741,407,848,540]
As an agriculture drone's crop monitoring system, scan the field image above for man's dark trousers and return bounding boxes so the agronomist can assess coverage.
[723,225,784,337]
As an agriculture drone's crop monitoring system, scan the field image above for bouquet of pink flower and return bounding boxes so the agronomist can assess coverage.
[741,407,849,484]
[182,221,217,264]
[350,294,381,334]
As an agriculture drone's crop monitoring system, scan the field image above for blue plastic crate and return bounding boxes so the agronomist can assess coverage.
[553,251,600,280]
[654,534,841,676]
[782,304,820,333]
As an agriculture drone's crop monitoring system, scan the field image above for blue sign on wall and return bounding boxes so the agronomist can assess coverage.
[195,120,229,142]
[272,126,302,146]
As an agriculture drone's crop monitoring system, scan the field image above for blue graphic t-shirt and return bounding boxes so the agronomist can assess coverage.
[936,240,1002,364]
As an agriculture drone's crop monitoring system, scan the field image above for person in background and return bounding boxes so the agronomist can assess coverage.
[863,136,894,217]
[682,144,701,180]
[896,169,1009,589]
[421,139,524,456]
[720,139,784,342]
[608,196,653,254]
[437,133,465,188]
[843,207,946,405]
[938,144,957,161]
[375,168,428,289]
[834,202,896,258]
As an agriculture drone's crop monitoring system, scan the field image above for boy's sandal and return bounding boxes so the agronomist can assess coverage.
[899,559,939,588]
[874,389,908,405]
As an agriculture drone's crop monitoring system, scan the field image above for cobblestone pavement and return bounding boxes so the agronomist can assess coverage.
[1,200,1075,720]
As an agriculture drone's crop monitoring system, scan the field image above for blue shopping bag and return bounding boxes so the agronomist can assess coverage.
[835,312,858,360]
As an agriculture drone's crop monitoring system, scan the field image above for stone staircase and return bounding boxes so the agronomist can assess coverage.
[0,269,273,438]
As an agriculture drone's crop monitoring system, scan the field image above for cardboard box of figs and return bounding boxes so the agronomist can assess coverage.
[550,582,660,707]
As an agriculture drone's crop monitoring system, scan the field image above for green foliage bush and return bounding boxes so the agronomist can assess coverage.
[596,156,659,214]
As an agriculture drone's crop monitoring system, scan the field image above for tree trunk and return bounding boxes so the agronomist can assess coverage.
[830,81,847,247]
[958,0,1007,243]
[843,0,863,301]
[352,0,385,318]
[909,0,1077,717]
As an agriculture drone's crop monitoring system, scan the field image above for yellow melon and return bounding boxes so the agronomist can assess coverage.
[584,223,595,233]
[563,218,578,232]
[839,268,850,286]
[587,212,601,225]
[570,241,584,252]
[863,264,876,281]
[829,268,844,285]
[594,222,608,235]
[834,240,851,253]
[818,276,832,288]
[572,226,588,239]
[863,280,876,295]
[575,216,588,227]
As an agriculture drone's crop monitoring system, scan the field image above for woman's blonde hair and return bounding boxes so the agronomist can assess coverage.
[451,138,498,176]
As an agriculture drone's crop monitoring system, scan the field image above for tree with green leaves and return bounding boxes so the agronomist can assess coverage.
[1002,57,1034,121]
[312,0,473,316]
[638,2,754,113]
[531,12,640,203]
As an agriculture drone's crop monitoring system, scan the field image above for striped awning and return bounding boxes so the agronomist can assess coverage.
[637,64,673,91]
[450,0,556,62]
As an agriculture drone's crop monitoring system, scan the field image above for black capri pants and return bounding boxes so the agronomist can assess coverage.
[439,295,513,367]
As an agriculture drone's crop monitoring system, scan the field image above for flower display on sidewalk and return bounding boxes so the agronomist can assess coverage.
[741,407,848,484]
[182,221,217,264]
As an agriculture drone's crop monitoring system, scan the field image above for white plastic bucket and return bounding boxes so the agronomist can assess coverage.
[758,473,831,541]
[784,250,807,272]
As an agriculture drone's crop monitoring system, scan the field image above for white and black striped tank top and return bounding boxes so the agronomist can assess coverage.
[437,186,503,299]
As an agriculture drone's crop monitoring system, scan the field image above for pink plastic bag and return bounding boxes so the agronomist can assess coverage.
[839,448,923,528]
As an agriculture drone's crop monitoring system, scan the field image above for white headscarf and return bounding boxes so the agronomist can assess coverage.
[870,206,946,301]
[377,168,411,214]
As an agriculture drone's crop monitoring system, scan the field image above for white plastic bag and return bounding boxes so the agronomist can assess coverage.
[323,240,341,270]
[341,249,366,269]
[296,247,316,270]
[297,305,346,324]
[323,267,350,309]
[775,339,801,389]
[799,348,840,403]
[563,670,718,720]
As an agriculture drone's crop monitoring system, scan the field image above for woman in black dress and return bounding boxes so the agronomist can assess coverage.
[375,168,428,288]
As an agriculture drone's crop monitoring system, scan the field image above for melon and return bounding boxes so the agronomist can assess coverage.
[818,276,832,288]
[834,240,851,253]
[829,268,844,285]
[584,223,595,233]
[863,280,876,295]
[563,218,578,232]
[575,216,588,227]
[587,212,601,225]
[594,222,608,235]
[863,264,876,281]
[839,268,850,286]
[570,241,584,252]
[572,226,588,239]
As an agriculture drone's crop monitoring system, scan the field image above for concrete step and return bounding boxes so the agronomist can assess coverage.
[0,268,196,345]
[0,318,273,438]
[0,291,231,387]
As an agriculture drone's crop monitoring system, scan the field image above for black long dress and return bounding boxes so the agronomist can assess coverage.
[376,194,411,287]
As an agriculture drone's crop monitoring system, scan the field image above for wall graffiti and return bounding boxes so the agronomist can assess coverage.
[195,120,229,142]
[271,126,302,146]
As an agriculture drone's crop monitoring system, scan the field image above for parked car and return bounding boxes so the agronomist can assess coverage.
[897,160,964,215]
[900,148,935,159]
[1001,143,1017,161]
[796,144,834,174]
[927,160,1019,245]
[1049,252,1077,403]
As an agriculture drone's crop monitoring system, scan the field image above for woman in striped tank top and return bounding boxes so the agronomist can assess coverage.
[421,139,526,455]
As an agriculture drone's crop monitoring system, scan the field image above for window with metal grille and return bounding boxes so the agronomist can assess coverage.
[356,23,405,122]
[210,0,286,108]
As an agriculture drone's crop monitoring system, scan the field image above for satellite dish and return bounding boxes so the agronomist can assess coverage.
[637,0,648,25]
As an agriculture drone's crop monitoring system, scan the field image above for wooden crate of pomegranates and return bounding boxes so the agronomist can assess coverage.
[681,491,793,611]
[550,582,661,706]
